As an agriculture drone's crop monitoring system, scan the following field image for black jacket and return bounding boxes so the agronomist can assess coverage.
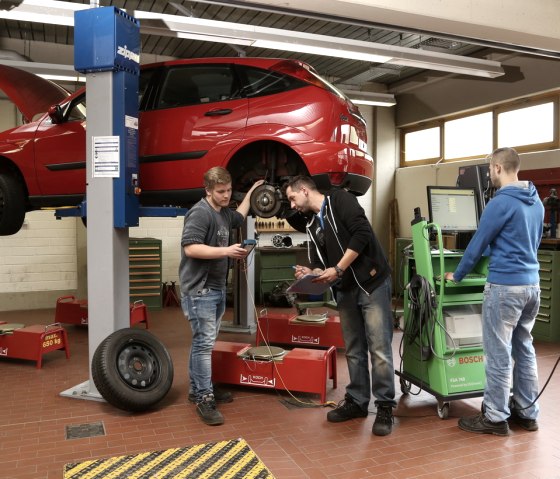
[306,189,391,294]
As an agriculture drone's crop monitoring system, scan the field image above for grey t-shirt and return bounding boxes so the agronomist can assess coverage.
[178,198,243,295]
[205,212,229,289]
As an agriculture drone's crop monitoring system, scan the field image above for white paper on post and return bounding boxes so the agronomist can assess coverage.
[93,136,120,178]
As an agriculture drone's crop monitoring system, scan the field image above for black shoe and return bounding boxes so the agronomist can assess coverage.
[189,386,233,404]
[372,405,394,436]
[196,394,224,426]
[509,408,538,431]
[458,412,509,436]
[327,396,368,423]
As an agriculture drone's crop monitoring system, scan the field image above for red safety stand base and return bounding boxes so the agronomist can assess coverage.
[256,312,344,349]
[0,322,70,368]
[55,296,149,328]
[211,341,337,403]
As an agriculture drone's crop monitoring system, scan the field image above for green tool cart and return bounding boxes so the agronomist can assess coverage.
[533,249,560,342]
[255,246,308,304]
[397,212,488,418]
[129,238,163,310]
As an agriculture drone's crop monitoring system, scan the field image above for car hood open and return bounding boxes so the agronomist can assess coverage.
[0,65,69,122]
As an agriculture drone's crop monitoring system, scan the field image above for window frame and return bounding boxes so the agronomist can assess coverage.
[400,91,560,167]
[400,121,442,166]
[495,96,558,154]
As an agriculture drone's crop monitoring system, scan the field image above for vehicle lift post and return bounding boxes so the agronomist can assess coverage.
[60,6,141,401]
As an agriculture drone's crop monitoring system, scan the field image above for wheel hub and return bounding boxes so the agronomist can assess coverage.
[117,344,158,389]
[250,184,282,218]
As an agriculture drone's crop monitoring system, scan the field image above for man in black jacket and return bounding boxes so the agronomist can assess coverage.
[286,176,396,436]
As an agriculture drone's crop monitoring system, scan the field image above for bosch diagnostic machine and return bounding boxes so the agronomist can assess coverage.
[397,187,489,418]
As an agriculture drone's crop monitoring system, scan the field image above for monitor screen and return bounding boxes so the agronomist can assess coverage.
[427,186,479,233]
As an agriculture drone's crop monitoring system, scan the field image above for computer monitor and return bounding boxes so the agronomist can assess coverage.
[427,186,479,233]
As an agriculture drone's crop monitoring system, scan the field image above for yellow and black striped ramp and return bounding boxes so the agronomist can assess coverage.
[63,438,275,479]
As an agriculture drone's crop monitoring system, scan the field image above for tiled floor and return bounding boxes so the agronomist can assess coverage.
[1,304,559,479]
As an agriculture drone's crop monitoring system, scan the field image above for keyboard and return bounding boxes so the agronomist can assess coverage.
[464,273,486,279]
[435,273,486,284]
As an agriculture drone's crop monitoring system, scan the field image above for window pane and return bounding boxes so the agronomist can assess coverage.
[404,127,440,162]
[241,66,305,98]
[158,65,236,109]
[444,112,492,159]
[498,102,554,147]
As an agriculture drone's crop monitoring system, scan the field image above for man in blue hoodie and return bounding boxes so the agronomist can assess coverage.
[445,147,544,436]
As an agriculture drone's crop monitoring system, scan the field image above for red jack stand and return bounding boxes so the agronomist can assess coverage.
[55,296,149,328]
[162,282,180,307]
[0,322,70,368]
[211,341,337,402]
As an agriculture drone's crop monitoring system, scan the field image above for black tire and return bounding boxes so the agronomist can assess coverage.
[92,328,174,412]
[0,173,26,235]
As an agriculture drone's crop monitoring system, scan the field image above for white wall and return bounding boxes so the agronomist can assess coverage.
[395,150,560,239]
[0,99,16,131]
[0,212,79,311]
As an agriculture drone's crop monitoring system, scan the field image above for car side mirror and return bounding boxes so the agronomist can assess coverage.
[48,104,64,124]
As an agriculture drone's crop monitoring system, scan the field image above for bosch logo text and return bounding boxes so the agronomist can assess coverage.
[459,355,484,364]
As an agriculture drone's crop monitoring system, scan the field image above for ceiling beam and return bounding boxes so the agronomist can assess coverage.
[209,0,560,58]
[0,0,504,78]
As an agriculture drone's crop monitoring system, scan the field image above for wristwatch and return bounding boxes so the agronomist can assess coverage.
[334,265,344,278]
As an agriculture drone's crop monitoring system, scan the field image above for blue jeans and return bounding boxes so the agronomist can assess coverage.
[482,283,540,423]
[181,288,226,401]
[335,276,396,409]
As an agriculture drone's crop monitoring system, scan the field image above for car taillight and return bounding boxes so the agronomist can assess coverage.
[329,172,347,186]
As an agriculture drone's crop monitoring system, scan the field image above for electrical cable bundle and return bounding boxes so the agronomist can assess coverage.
[403,274,437,361]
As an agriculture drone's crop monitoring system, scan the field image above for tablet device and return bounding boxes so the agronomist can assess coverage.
[242,239,256,254]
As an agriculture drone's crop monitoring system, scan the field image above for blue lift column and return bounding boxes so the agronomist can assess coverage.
[61,7,140,401]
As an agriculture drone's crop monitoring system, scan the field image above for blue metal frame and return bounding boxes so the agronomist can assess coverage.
[74,6,140,228]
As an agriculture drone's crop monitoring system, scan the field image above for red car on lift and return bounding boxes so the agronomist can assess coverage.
[0,57,373,235]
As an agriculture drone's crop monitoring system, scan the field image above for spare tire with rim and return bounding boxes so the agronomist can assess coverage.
[92,328,174,412]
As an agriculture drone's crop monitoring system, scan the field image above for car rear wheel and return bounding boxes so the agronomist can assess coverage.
[0,173,26,236]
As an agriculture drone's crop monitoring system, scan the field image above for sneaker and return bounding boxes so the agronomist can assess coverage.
[196,394,224,426]
[458,412,509,436]
[327,395,368,423]
[372,405,394,436]
[509,408,538,431]
[189,386,233,404]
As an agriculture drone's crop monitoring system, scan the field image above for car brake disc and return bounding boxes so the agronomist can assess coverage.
[250,184,283,218]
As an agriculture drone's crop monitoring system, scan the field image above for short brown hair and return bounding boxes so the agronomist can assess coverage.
[488,147,520,173]
[204,167,231,190]
[286,175,317,193]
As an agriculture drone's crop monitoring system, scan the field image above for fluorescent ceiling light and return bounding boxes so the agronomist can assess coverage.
[0,0,505,79]
[252,39,391,63]
[141,26,254,46]
[345,91,396,107]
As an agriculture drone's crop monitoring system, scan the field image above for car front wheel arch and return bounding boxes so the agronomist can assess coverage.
[228,140,308,225]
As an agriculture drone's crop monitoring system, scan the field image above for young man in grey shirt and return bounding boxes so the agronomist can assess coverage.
[179,167,263,425]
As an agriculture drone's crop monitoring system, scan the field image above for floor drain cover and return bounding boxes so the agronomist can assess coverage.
[65,421,105,440]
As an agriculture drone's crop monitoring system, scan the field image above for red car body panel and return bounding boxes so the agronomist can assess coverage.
[0,65,67,122]
[0,57,373,234]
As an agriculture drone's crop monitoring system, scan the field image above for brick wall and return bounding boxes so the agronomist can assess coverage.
[0,211,77,293]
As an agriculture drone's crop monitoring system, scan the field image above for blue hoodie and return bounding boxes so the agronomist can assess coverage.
[454,181,544,285]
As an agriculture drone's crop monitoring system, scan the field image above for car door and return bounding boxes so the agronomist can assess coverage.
[33,94,87,196]
[138,63,248,192]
